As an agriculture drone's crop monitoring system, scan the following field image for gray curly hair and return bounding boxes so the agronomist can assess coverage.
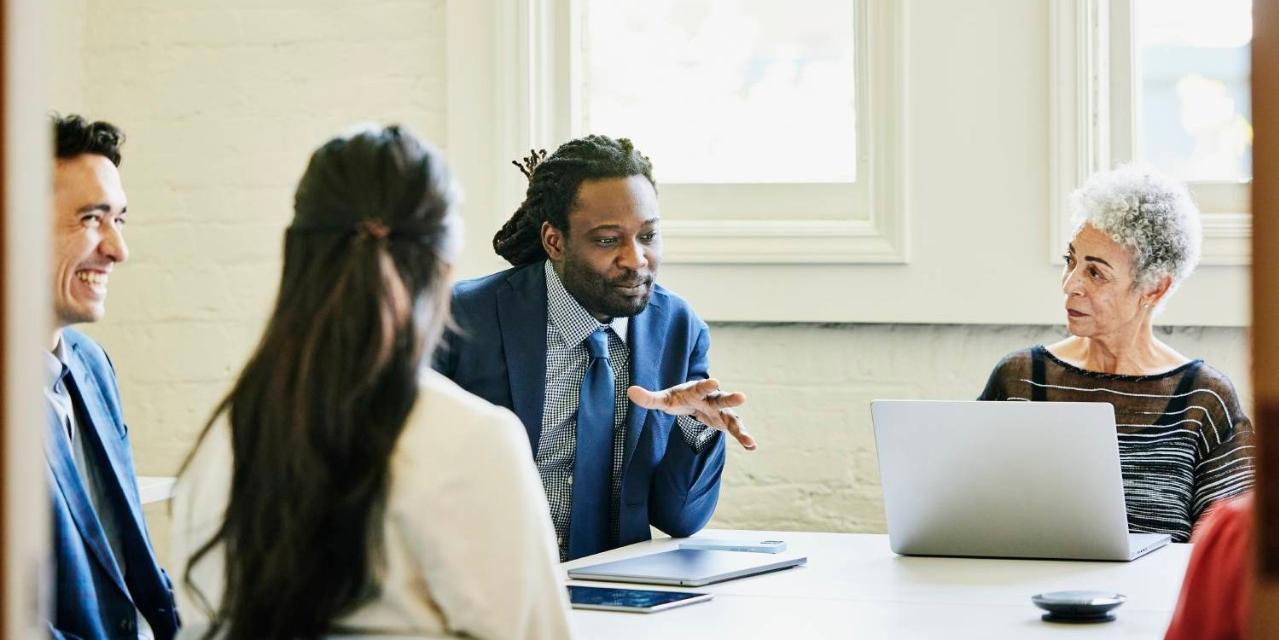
[1069,165,1202,303]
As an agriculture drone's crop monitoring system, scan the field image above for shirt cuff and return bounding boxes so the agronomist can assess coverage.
[677,415,718,453]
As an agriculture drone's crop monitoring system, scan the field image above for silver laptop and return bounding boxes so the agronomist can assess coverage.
[870,400,1170,561]
[568,549,807,586]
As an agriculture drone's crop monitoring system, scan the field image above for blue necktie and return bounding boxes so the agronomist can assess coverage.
[568,328,615,560]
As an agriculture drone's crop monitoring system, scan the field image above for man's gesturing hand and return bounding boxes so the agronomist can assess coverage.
[626,378,756,451]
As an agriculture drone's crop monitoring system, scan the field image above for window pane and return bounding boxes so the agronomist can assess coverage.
[1135,0,1252,183]
[581,0,856,184]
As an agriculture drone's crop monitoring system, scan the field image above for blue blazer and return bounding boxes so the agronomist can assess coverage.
[433,263,727,549]
[45,329,179,639]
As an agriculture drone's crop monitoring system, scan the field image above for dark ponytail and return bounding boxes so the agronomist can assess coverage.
[182,125,460,639]
[493,134,654,266]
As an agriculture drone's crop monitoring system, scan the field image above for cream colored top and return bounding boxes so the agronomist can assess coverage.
[170,370,573,639]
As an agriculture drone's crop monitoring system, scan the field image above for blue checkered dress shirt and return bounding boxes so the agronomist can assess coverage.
[538,260,715,560]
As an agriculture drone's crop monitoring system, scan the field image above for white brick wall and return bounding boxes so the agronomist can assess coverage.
[704,323,1249,533]
[56,0,448,561]
[49,1,1251,564]
[50,0,86,110]
[65,0,448,468]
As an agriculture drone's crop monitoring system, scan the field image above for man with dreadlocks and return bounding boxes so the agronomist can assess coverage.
[434,135,753,561]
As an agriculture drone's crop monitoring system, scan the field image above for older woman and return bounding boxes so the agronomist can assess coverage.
[979,166,1254,542]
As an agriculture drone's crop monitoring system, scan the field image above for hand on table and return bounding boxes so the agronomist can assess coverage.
[627,378,756,451]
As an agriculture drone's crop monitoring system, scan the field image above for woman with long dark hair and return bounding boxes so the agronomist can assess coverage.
[170,125,571,639]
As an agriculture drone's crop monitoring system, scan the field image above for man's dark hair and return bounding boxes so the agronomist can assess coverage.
[52,113,125,166]
[492,134,654,266]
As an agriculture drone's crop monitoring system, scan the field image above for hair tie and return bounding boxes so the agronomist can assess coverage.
[358,218,390,240]
[511,148,548,181]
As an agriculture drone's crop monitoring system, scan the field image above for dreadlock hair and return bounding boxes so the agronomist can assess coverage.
[493,134,655,266]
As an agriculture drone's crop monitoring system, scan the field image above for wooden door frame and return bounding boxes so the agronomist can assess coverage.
[1255,0,1279,634]
[3,0,52,636]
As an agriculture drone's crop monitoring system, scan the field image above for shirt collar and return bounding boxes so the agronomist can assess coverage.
[544,260,629,347]
[44,333,69,391]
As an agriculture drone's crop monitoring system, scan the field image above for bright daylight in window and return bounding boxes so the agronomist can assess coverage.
[1135,0,1252,183]
[580,0,856,185]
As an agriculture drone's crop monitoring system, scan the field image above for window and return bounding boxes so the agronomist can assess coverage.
[449,0,1242,325]
[1050,0,1251,265]
[580,0,857,185]
[1135,0,1251,184]
[496,0,906,263]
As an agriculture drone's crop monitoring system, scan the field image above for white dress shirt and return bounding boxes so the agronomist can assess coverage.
[170,370,572,639]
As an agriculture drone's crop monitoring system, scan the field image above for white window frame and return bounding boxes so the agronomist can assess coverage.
[1049,0,1251,266]
[452,0,907,268]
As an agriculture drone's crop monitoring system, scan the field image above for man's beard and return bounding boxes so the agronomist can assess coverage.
[559,254,654,320]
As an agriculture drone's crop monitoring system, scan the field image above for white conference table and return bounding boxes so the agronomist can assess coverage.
[564,530,1192,639]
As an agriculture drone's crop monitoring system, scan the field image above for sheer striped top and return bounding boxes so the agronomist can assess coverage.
[978,345,1255,542]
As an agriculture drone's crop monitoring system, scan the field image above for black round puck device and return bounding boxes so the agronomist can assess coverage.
[1031,590,1126,623]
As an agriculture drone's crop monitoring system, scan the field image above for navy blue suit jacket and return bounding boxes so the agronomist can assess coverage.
[45,329,178,639]
[433,263,726,549]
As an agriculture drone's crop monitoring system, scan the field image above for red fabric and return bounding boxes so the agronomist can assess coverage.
[1165,495,1253,640]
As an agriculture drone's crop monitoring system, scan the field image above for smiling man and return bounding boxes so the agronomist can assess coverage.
[434,135,754,561]
[45,115,178,639]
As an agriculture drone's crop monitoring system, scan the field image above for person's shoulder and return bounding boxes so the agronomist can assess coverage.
[172,415,233,538]
[1179,361,1249,415]
[648,282,704,326]
[976,346,1039,400]
[416,369,511,416]
[61,328,123,391]
[989,346,1038,374]
[453,268,509,297]
[649,281,685,309]
[453,262,542,301]
[62,327,110,365]
[61,326,98,348]
[176,416,232,492]
[1187,360,1243,397]
[404,370,530,454]
[392,371,535,501]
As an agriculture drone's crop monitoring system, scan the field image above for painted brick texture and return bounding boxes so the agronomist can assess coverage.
[704,324,1249,534]
[67,0,448,472]
[58,0,447,561]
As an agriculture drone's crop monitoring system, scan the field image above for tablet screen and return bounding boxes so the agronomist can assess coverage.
[567,585,710,612]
